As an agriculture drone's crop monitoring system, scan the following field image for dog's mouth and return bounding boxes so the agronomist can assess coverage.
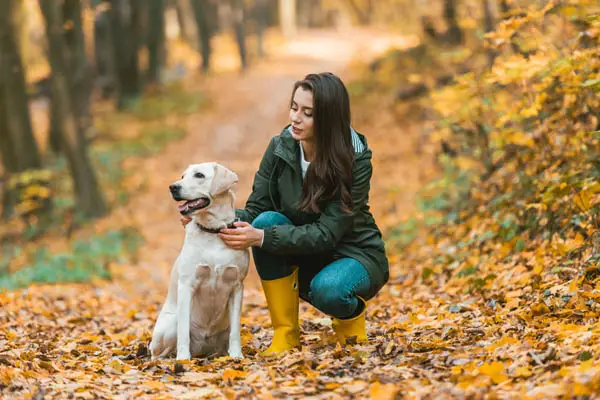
[178,198,211,215]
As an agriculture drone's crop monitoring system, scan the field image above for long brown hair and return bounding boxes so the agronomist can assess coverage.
[294,73,354,214]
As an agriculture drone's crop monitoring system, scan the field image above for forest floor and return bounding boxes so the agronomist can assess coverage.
[1,27,433,399]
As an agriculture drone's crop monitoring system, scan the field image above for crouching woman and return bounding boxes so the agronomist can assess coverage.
[218,72,389,355]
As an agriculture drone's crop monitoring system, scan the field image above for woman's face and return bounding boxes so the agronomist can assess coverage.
[289,87,314,142]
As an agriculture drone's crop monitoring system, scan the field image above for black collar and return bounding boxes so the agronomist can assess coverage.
[196,219,238,234]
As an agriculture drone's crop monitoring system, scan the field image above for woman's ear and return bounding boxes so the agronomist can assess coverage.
[209,163,239,196]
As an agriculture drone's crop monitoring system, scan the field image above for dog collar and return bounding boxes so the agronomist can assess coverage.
[196,219,238,234]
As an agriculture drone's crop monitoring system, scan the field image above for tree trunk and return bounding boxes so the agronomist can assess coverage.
[63,0,92,137]
[190,0,213,73]
[94,0,117,99]
[49,0,94,153]
[279,0,296,39]
[483,0,497,67]
[147,0,165,84]
[344,0,372,25]
[0,67,18,220]
[230,0,247,70]
[444,0,463,45]
[109,0,142,109]
[0,0,41,219]
[175,0,199,49]
[0,0,41,172]
[39,0,107,218]
[255,0,268,57]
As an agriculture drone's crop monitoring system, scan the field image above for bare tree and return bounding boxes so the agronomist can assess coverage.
[175,0,199,49]
[483,0,497,66]
[190,0,214,73]
[279,0,296,39]
[344,0,373,25]
[93,0,118,99]
[254,0,269,58]
[230,0,247,70]
[109,0,143,108]
[0,0,42,219]
[147,0,166,83]
[0,0,41,172]
[39,0,107,218]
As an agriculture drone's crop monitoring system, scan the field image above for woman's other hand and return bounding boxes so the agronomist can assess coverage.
[181,215,192,227]
[218,221,264,250]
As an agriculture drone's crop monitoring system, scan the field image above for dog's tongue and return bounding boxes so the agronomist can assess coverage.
[178,198,206,213]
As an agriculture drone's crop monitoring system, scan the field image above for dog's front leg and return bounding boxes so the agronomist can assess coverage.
[176,274,193,361]
[227,282,244,359]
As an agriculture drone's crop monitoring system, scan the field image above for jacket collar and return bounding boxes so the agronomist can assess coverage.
[273,126,300,169]
[273,124,371,167]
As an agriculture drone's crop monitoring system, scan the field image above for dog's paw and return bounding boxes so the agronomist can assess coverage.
[176,350,191,361]
[228,348,244,359]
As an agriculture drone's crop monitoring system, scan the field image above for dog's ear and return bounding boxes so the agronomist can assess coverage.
[210,163,238,196]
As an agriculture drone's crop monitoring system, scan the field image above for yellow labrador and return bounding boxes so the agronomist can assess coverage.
[149,162,249,360]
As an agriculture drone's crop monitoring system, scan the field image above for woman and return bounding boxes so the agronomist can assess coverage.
[185,72,388,355]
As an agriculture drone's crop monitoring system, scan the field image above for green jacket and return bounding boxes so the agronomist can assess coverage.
[236,125,389,299]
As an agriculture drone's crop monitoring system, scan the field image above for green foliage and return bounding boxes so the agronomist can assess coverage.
[128,83,207,121]
[386,217,418,247]
[0,229,143,290]
[416,156,473,214]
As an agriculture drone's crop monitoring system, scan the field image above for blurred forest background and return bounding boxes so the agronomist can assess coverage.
[2,0,600,397]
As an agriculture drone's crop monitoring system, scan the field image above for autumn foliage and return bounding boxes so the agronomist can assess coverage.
[376,1,600,397]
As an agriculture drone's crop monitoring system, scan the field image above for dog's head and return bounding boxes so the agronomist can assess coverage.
[169,162,238,216]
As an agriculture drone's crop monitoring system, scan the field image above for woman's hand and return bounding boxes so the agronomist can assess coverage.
[218,221,264,250]
[180,215,192,227]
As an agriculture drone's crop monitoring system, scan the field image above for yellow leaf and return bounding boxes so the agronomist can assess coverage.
[78,345,102,353]
[37,360,58,372]
[370,382,398,400]
[479,362,508,384]
[531,303,550,316]
[506,132,535,148]
[519,103,539,118]
[222,369,246,382]
[526,203,547,211]
[15,200,40,215]
[573,383,592,396]
[568,279,579,295]
[22,185,51,199]
[455,156,479,171]
[574,189,593,212]
[144,381,164,390]
[513,366,532,378]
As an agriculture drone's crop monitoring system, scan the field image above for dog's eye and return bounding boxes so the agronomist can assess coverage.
[194,173,205,179]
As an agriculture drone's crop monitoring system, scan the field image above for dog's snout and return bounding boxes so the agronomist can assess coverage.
[169,184,180,194]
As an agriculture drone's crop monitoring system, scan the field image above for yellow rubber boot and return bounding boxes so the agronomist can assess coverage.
[260,267,300,355]
[332,297,368,344]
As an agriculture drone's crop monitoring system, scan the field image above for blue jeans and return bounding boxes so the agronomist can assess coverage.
[252,211,371,319]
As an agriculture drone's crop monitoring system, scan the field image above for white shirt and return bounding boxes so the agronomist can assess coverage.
[299,142,311,179]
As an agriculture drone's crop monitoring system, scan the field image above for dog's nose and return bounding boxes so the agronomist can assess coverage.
[169,184,180,194]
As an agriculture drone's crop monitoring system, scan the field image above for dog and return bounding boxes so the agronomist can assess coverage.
[149,162,249,360]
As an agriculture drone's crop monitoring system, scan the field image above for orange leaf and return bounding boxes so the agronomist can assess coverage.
[370,382,398,400]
